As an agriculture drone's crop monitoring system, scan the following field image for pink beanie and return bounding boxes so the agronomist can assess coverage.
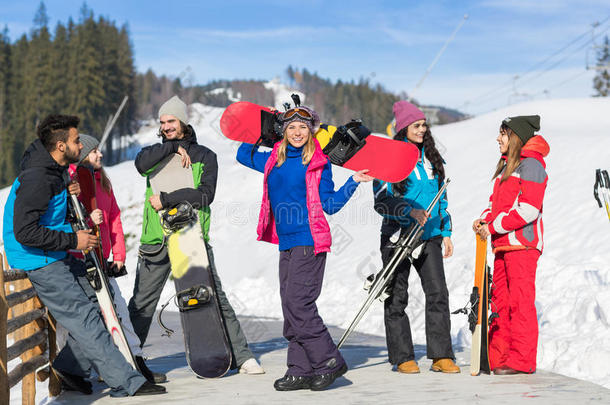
[393,100,426,133]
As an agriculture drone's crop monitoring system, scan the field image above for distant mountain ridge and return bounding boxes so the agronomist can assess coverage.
[135,69,468,133]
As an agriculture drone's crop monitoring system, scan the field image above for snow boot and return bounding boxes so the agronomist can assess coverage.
[493,366,529,375]
[133,380,167,396]
[310,364,348,391]
[53,368,92,395]
[135,355,167,383]
[431,358,460,373]
[397,360,420,374]
[273,375,312,391]
[239,358,265,375]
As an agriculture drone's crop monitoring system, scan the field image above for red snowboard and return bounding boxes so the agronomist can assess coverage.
[220,101,419,183]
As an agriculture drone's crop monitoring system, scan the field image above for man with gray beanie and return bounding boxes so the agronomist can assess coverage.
[128,95,264,375]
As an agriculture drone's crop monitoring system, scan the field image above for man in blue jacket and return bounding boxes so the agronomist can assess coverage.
[2,115,165,397]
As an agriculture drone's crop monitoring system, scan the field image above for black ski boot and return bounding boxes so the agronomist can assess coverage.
[310,364,348,391]
[133,380,166,396]
[273,374,312,391]
[53,368,92,395]
[135,355,168,384]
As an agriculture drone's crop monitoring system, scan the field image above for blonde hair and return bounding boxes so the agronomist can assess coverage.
[493,129,524,182]
[276,130,315,167]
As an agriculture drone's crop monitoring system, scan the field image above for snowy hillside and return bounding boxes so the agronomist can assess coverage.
[1,97,609,389]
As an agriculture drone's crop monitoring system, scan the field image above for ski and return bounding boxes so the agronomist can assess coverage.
[67,169,137,370]
[453,234,497,375]
[336,179,450,349]
[469,235,491,375]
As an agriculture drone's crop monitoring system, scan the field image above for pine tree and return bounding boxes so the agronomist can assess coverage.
[0,27,13,185]
[593,35,610,97]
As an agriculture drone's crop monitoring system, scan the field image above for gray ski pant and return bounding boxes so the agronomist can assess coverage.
[27,255,145,396]
[128,243,253,367]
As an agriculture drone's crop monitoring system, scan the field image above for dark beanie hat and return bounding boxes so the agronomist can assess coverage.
[502,115,540,145]
[79,134,99,162]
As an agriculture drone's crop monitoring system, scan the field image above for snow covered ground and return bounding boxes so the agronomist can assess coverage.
[1,95,609,401]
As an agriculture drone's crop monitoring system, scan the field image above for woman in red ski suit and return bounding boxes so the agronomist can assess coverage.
[473,115,549,375]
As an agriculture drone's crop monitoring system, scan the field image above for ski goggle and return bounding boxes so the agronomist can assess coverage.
[280,108,314,122]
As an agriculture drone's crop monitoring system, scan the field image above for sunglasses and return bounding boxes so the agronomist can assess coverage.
[281,108,313,122]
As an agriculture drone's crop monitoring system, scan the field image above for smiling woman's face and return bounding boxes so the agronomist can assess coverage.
[284,121,311,148]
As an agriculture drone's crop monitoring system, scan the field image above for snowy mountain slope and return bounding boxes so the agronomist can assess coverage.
[0,97,608,388]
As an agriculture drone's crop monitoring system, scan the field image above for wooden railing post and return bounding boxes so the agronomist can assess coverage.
[20,280,39,405]
[46,313,60,397]
[2,249,60,403]
[0,253,9,405]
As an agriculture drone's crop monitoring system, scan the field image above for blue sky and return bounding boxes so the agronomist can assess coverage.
[2,0,609,115]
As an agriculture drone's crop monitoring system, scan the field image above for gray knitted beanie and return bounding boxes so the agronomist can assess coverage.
[159,95,188,124]
[79,134,99,162]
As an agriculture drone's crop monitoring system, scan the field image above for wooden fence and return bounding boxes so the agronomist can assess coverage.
[0,252,60,404]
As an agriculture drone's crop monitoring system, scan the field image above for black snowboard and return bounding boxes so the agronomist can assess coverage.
[149,153,232,378]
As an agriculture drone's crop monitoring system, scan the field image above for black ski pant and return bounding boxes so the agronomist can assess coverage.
[128,243,253,367]
[381,235,454,365]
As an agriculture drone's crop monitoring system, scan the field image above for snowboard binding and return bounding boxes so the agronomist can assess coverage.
[85,265,102,291]
[176,284,213,312]
[157,283,214,337]
[161,202,198,233]
[258,109,283,148]
[322,120,371,166]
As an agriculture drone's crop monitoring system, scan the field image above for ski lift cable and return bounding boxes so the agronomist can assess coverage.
[459,23,606,110]
[537,69,591,96]
[410,14,469,98]
[518,16,610,80]
[458,16,610,110]
[517,23,610,88]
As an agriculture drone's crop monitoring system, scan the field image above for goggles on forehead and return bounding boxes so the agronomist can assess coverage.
[280,108,314,122]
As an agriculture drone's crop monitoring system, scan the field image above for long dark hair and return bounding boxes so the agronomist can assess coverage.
[393,125,445,193]
[493,123,523,182]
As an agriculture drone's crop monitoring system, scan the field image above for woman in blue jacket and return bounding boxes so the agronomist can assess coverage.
[236,105,373,391]
[373,100,459,374]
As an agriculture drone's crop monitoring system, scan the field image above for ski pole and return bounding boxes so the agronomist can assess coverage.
[337,179,450,349]
[602,169,610,221]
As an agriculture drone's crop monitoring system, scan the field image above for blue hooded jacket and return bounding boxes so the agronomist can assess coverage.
[373,147,451,240]
[3,140,77,271]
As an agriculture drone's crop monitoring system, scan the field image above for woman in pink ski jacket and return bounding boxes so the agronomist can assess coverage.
[68,134,166,384]
[473,115,549,375]
[237,105,373,391]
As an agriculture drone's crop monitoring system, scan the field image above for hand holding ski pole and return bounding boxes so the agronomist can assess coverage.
[472,219,490,238]
[68,180,81,196]
[75,229,99,250]
[410,208,430,227]
[90,208,104,225]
